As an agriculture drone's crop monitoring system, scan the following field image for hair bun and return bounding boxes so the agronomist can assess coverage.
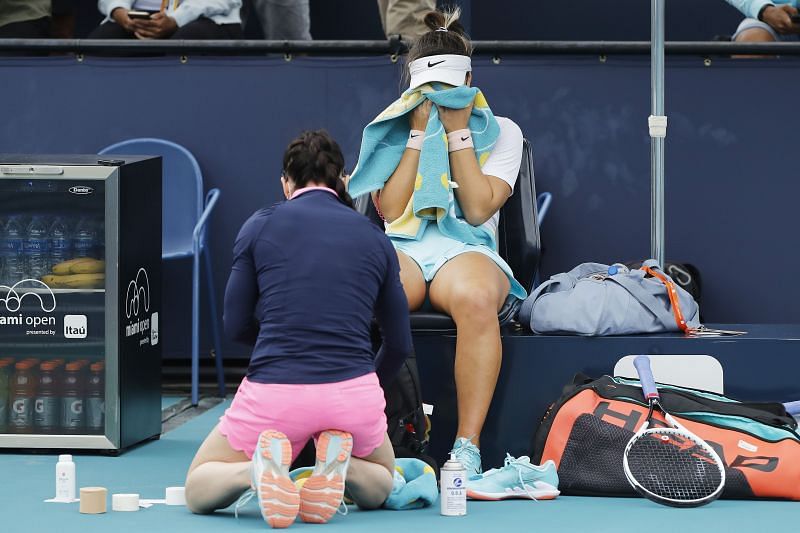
[423,11,446,31]
[422,8,465,35]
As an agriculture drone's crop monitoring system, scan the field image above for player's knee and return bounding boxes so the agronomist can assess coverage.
[448,285,501,322]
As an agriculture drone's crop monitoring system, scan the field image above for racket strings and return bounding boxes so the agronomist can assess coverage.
[627,431,723,502]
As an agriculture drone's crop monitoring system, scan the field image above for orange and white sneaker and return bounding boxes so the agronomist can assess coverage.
[298,430,353,524]
[252,430,300,528]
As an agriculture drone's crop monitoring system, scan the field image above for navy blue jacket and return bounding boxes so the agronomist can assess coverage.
[224,189,413,386]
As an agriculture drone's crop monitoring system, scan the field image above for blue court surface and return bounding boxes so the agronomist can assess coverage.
[2,400,796,533]
[161,395,186,410]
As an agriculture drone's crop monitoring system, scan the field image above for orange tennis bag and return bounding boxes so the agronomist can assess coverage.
[531,374,800,500]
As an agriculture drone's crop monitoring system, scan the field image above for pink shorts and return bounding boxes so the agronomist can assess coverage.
[218,372,387,461]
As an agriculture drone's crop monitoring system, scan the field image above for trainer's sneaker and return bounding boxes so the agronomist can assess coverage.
[450,437,482,478]
[251,430,300,528]
[466,454,559,501]
[299,430,353,524]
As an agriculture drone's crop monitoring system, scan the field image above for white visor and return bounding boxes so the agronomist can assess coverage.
[408,54,472,90]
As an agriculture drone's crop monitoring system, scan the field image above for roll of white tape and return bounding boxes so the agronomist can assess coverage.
[112,493,140,512]
[165,486,186,506]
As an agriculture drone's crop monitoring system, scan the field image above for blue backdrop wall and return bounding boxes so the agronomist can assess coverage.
[1,55,798,358]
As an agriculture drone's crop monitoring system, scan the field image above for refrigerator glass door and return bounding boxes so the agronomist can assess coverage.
[0,169,113,446]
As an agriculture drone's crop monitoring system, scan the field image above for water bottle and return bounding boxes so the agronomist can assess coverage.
[73,217,97,259]
[96,218,105,260]
[0,216,5,282]
[48,216,73,272]
[1,216,26,284]
[440,453,467,516]
[24,215,50,280]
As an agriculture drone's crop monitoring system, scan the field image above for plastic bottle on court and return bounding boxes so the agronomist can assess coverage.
[61,362,85,433]
[440,453,467,516]
[73,217,97,259]
[9,361,37,433]
[55,454,76,501]
[1,216,26,284]
[85,362,104,434]
[48,216,73,272]
[24,215,50,280]
[34,362,60,433]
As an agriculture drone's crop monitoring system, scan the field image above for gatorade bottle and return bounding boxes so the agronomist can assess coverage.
[34,362,60,434]
[0,360,11,433]
[9,361,37,433]
[61,362,85,433]
[86,362,104,434]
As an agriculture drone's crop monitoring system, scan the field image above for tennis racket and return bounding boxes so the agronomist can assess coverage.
[623,355,726,507]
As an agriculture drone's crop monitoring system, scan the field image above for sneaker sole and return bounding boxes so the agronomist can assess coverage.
[255,430,300,529]
[299,430,353,524]
[467,485,560,501]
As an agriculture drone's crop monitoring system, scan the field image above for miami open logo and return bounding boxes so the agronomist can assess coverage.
[125,267,156,344]
[125,268,150,319]
[0,279,57,313]
[0,280,58,332]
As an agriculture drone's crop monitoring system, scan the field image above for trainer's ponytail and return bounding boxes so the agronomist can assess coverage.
[282,130,353,209]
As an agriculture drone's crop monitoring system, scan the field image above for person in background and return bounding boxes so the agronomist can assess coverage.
[249,0,310,40]
[377,0,436,40]
[89,0,242,39]
[726,0,800,41]
[0,0,51,38]
[185,131,412,527]
[51,0,76,39]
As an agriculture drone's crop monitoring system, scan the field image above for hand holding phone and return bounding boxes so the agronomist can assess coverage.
[127,10,153,20]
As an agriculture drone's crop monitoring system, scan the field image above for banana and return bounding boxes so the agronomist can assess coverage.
[41,273,105,289]
[51,258,105,275]
[52,258,94,275]
[62,273,105,289]
[69,259,105,274]
[42,275,68,288]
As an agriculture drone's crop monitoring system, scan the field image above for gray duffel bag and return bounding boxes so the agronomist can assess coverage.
[518,260,700,336]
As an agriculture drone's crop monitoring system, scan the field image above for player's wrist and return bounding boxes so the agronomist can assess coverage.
[447,129,473,153]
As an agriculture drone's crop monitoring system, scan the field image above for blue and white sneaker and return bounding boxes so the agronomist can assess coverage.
[466,454,559,501]
[450,437,482,478]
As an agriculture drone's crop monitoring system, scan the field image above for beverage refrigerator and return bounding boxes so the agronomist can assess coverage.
[0,155,161,451]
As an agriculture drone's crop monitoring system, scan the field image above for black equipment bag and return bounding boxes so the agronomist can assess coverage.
[291,353,436,474]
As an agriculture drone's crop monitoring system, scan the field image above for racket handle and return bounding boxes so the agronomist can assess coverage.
[633,355,660,400]
[784,401,800,416]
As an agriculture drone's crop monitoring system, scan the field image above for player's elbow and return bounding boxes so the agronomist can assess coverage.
[462,205,495,226]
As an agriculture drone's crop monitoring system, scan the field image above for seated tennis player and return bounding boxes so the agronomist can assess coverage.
[349,8,526,481]
[184,130,413,528]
